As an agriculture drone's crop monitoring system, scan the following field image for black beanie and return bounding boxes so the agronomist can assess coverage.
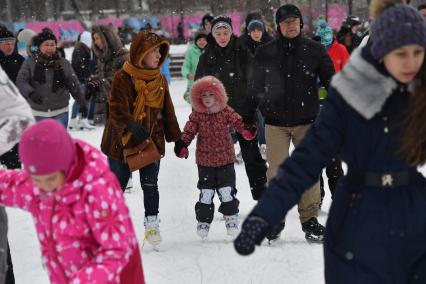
[0,29,15,42]
[211,15,233,34]
[33,31,57,47]
[194,30,208,42]
[275,4,304,28]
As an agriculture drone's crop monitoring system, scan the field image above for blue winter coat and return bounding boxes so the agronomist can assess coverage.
[251,45,426,283]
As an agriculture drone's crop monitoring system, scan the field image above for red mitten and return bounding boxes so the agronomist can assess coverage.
[179,147,189,158]
[242,125,257,141]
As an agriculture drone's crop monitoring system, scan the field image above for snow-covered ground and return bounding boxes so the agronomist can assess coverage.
[7,78,332,284]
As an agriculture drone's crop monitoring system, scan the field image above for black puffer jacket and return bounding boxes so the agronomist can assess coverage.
[240,32,274,55]
[71,42,92,83]
[195,35,251,119]
[0,51,24,83]
[249,34,335,127]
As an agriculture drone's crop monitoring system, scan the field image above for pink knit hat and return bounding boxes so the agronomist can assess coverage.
[19,119,76,176]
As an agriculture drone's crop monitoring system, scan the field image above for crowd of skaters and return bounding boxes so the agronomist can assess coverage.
[0,0,425,282]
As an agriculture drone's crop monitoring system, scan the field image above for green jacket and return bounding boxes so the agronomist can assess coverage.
[181,43,204,103]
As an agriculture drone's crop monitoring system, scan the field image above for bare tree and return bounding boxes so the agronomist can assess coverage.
[70,0,88,29]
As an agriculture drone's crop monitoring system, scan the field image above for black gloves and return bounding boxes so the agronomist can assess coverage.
[86,79,103,99]
[126,121,149,144]
[174,139,188,158]
[234,215,270,256]
[29,92,43,105]
[79,105,88,118]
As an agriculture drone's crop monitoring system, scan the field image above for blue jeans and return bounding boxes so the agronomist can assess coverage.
[71,83,95,119]
[256,109,265,145]
[108,157,160,217]
[71,100,95,119]
[35,112,69,128]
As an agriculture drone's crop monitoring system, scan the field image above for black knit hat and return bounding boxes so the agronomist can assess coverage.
[194,30,208,42]
[0,29,15,42]
[275,4,304,28]
[33,30,57,47]
[370,4,426,59]
[211,15,233,34]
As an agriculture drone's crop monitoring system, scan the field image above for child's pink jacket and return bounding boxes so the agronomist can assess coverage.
[0,140,144,284]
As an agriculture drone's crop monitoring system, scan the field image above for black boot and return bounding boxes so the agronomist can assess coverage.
[302,217,325,243]
[266,220,285,243]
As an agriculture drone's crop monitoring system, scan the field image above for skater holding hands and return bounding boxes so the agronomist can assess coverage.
[174,76,257,239]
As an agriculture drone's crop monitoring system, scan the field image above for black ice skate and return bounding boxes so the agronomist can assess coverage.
[266,221,285,244]
[302,217,325,243]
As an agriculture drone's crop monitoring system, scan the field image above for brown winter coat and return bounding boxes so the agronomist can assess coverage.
[101,31,181,162]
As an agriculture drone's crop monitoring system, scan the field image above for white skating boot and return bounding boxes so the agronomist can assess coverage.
[234,144,243,164]
[144,215,162,249]
[124,177,135,193]
[259,144,267,160]
[224,214,239,237]
[79,118,95,130]
[68,118,81,130]
[196,222,210,239]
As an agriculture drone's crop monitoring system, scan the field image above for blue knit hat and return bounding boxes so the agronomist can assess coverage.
[247,19,265,33]
[370,4,426,59]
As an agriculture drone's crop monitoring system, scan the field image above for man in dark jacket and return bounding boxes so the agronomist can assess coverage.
[195,16,268,201]
[0,29,25,284]
[0,29,24,83]
[248,4,335,243]
[0,28,24,170]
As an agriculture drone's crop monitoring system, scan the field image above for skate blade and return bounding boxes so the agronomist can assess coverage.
[305,235,324,244]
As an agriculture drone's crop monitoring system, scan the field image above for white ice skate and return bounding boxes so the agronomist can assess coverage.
[224,215,239,237]
[124,177,135,193]
[79,118,95,130]
[259,144,267,160]
[196,222,210,239]
[234,144,243,164]
[143,215,162,250]
[68,118,81,130]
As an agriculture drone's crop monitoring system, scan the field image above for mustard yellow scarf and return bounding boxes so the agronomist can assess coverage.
[122,60,166,145]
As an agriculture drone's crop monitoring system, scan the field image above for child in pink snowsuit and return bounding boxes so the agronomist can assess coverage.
[0,119,144,284]
[174,75,256,239]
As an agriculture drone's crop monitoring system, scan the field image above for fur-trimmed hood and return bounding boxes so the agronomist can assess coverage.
[190,76,228,113]
[330,46,399,119]
[128,30,169,68]
[91,25,124,60]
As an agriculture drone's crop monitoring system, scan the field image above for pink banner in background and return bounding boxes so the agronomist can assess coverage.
[98,18,123,27]
[26,21,85,41]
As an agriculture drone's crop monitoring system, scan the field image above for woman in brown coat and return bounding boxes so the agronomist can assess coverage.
[101,30,181,248]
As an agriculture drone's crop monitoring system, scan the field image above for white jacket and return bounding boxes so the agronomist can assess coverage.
[0,65,34,156]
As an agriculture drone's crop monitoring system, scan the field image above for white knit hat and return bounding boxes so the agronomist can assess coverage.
[17,29,36,46]
[79,31,92,48]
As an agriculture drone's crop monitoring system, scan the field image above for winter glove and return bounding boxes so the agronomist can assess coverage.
[234,215,270,256]
[126,121,149,144]
[79,105,88,118]
[29,92,43,105]
[174,139,189,159]
[86,79,103,99]
[241,124,257,141]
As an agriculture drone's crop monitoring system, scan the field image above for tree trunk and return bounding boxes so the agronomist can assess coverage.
[70,0,88,29]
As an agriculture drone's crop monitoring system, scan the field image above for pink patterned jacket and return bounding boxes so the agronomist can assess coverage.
[0,140,144,284]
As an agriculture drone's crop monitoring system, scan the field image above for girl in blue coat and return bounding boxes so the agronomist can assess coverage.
[234,2,426,283]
